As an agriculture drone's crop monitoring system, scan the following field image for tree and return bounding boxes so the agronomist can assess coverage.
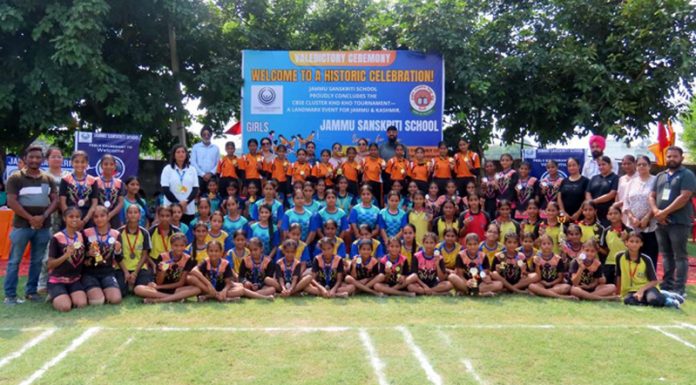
[0,0,230,154]
[495,0,696,145]
[681,97,696,160]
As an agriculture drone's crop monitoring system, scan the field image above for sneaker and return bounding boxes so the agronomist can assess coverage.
[663,290,687,303]
[3,297,24,305]
[24,294,44,303]
[664,297,681,309]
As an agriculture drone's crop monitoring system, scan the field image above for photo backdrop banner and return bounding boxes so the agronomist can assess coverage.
[75,131,142,179]
[241,50,444,155]
[522,148,586,178]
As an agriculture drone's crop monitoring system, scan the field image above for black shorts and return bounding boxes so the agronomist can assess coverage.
[422,278,439,288]
[81,273,119,291]
[115,270,154,296]
[48,281,84,299]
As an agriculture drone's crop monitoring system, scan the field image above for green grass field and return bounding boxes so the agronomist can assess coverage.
[1,279,696,385]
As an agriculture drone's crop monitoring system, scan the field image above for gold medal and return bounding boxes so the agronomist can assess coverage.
[180,185,188,193]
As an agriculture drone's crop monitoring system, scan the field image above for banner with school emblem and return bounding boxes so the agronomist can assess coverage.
[74,131,142,179]
[241,50,444,154]
[522,148,586,179]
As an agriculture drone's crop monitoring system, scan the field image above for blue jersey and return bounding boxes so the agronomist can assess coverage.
[336,193,355,213]
[120,198,148,228]
[311,207,348,233]
[223,215,250,238]
[249,199,285,224]
[350,239,384,259]
[377,208,408,238]
[249,222,280,256]
[281,209,314,240]
[348,204,381,229]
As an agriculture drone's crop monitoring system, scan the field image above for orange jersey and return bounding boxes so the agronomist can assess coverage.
[431,156,454,179]
[290,162,312,183]
[241,153,263,180]
[217,156,240,179]
[339,160,360,182]
[454,151,480,178]
[385,157,409,181]
[362,157,385,183]
[312,162,335,186]
[409,161,430,182]
[271,158,291,182]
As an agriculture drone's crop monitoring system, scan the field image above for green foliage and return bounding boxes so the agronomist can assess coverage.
[681,97,696,160]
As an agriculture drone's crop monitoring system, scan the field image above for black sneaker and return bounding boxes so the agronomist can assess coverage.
[24,294,44,303]
[4,297,24,305]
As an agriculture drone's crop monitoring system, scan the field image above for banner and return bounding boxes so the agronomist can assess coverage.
[241,50,444,154]
[3,155,73,182]
[75,131,141,179]
[522,148,586,179]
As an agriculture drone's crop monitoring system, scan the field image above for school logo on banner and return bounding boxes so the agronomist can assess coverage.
[78,131,93,143]
[251,85,283,115]
[95,155,126,179]
[409,85,436,116]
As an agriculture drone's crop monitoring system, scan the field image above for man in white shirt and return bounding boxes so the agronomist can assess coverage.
[582,134,618,178]
[190,126,220,194]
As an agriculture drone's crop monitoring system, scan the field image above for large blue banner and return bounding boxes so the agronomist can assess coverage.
[241,50,444,153]
[74,131,141,179]
[522,148,586,179]
[3,156,73,182]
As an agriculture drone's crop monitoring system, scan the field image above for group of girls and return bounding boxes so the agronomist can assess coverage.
[44,140,682,311]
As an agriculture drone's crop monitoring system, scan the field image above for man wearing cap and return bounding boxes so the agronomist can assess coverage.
[582,134,618,179]
[379,126,409,160]
[191,126,220,195]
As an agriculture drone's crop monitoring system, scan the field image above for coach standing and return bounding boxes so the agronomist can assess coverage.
[4,146,59,305]
[191,126,220,195]
[379,126,409,160]
[650,146,696,297]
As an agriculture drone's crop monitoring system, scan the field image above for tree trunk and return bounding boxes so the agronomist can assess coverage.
[168,23,187,147]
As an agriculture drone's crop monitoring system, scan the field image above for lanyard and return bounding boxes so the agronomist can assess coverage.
[251,257,262,283]
[323,257,333,287]
[62,230,78,245]
[209,260,222,284]
[125,229,139,259]
[628,258,640,287]
[97,229,112,248]
[158,227,170,252]
[175,167,187,184]
[283,259,294,282]
[73,173,87,198]
[101,177,114,202]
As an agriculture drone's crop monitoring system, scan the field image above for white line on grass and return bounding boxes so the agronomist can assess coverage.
[18,327,101,385]
[436,328,486,385]
[649,326,695,350]
[358,329,389,385]
[133,326,352,333]
[0,328,56,369]
[461,359,486,385]
[397,326,443,385]
[680,323,696,331]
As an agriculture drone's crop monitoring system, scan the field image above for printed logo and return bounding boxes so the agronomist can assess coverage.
[95,156,126,179]
[251,85,283,115]
[409,85,436,116]
[79,131,93,143]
